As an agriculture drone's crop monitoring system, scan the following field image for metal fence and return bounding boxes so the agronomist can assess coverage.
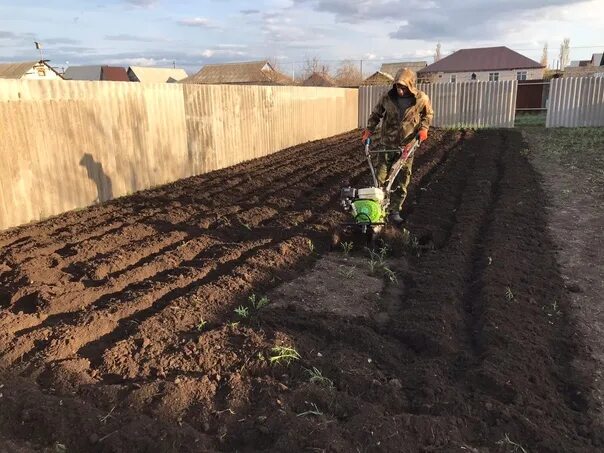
[0,80,358,231]
[546,77,604,127]
[359,81,518,129]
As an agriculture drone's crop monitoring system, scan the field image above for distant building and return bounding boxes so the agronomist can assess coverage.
[63,65,102,81]
[361,71,394,86]
[101,66,130,82]
[64,65,130,81]
[184,61,293,85]
[564,53,604,77]
[127,66,188,83]
[301,72,336,87]
[0,60,63,80]
[418,46,545,83]
[379,61,427,77]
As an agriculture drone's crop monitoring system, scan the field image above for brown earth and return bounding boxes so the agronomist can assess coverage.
[523,127,604,429]
[0,129,602,452]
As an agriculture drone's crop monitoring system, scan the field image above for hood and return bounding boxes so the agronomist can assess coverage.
[393,68,418,95]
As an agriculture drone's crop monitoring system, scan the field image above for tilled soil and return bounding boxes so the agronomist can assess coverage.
[0,129,601,452]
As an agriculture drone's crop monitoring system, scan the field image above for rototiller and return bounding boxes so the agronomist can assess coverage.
[340,135,421,237]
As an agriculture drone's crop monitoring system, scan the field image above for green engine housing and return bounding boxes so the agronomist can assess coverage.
[351,199,385,224]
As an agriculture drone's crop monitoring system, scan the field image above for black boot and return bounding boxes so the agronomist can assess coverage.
[389,211,404,224]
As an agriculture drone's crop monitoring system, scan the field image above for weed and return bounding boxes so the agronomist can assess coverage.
[378,244,389,260]
[368,257,378,273]
[227,321,240,328]
[547,300,562,317]
[382,266,398,284]
[196,319,208,331]
[337,266,355,279]
[297,402,323,417]
[219,215,232,226]
[234,305,250,319]
[505,287,514,301]
[496,434,528,453]
[269,346,301,366]
[367,247,398,284]
[340,241,354,255]
[307,239,315,253]
[239,220,252,230]
[249,294,269,310]
[306,367,334,389]
[410,235,420,251]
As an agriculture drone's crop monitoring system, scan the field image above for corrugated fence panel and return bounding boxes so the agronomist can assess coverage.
[0,79,189,230]
[359,81,517,129]
[546,77,604,127]
[0,80,358,230]
[183,85,358,174]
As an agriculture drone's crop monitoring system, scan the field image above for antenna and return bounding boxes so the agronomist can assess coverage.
[34,41,44,61]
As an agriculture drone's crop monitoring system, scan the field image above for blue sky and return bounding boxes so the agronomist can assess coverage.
[1,0,603,76]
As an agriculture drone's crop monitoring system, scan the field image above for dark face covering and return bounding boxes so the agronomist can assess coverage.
[393,83,414,120]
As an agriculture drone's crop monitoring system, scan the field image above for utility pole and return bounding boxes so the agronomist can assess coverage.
[360,59,363,79]
[173,60,176,69]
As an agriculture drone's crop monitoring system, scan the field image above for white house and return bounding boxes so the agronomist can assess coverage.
[418,47,545,83]
[0,60,63,80]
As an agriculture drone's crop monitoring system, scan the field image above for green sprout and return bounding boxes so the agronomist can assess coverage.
[249,294,269,310]
[339,267,355,279]
[505,287,514,301]
[306,367,334,389]
[269,346,301,366]
[297,403,323,417]
[307,239,315,253]
[340,241,354,255]
[196,319,208,331]
[234,305,250,319]
[496,434,528,453]
[382,266,398,284]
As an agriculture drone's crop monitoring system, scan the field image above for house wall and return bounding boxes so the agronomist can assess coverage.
[21,63,63,80]
[424,68,545,83]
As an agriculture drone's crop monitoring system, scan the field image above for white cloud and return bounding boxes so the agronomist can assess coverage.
[106,57,158,66]
[124,0,157,7]
[179,17,217,28]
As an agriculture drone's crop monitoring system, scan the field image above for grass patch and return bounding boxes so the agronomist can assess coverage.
[515,112,546,127]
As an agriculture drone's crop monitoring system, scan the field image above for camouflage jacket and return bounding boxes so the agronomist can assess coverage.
[367,68,434,147]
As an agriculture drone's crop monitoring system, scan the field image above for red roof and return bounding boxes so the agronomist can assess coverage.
[101,66,130,82]
[419,46,543,74]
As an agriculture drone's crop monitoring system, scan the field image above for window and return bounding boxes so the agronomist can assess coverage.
[516,71,527,81]
[489,72,499,81]
[450,74,456,83]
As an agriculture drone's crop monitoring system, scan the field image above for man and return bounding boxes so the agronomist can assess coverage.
[361,68,433,224]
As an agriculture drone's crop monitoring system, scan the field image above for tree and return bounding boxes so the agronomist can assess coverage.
[540,43,548,68]
[301,56,330,81]
[559,38,570,69]
[434,42,442,62]
[334,60,362,87]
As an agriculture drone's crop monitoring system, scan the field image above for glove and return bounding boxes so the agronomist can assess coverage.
[361,129,372,143]
[418,129,428,142]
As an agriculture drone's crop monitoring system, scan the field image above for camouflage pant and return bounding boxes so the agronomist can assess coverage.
[376,151,414,212]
